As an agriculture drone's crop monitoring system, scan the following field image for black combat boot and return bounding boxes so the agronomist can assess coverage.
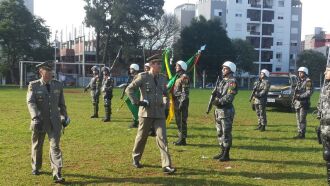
[219,147,230,162]
[53,172,65,183]
[293,133,304,139]
[260,125,266,132]
[102,106,111,122]
[326,162,330,185]
[174,138,186,146]
[91,104,99,118]
[213,146,225,159]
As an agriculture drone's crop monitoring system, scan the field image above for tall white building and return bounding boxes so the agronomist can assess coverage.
[195,0,302,73]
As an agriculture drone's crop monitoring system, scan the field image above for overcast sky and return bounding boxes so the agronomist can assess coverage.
[34,0,330,41]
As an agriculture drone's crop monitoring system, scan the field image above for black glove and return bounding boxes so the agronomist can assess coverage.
[138,100,149,107]
[212,97,221,106]
[61,116,70,128]
[31,118,43,132]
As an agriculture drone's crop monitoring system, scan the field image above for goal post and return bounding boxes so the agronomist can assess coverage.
[19,61,105,89]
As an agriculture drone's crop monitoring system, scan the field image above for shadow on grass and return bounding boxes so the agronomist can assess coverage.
[238,158,324,167]
[62,173,255,185]
[235,145,320,152]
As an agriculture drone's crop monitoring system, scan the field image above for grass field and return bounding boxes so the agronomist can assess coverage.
[0,87,327,185]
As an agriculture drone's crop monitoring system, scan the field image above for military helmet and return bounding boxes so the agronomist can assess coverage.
[91,66,99,72]
[101,66,110,72]
[222,61,236,73]
[176,60,187,71]
[144,63,150,67]
[261,69,270,77]
[130,64,139,71]
[298,67,308,75]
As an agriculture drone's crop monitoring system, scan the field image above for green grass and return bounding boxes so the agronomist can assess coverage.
[0,87,326,185]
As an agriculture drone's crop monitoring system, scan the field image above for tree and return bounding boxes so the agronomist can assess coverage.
[143,13,180,56]
[174,16,235,81]
[84,0,164,66]
[0,0,50,83]
[232,39,258,74]
[297,50,327,82]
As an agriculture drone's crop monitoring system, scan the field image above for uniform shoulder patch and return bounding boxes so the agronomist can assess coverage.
[306,79,312,89]
[227,80,237,94]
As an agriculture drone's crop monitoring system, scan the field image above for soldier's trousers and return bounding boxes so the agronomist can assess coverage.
[255,103,267,126]
[214,108,234,148]
[174,99,189,139]
[31,130,63,174]
[295,107,307,134]
[132,117,172,168]
[321,124,330,183]
[104,97,112,114]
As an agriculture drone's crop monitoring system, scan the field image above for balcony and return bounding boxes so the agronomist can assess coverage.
[249,0,261,8]
[247,9,261,21]
[263,0,273,9]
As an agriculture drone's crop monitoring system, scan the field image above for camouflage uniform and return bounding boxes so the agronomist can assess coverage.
[253,78,270,131]
[173,72,190,145]
[101,74,114,122]
[212,74,238,161]
[85,74,101,118]
[293,77,313,138]
[318,81,330,184]
[126,71,173,168]
[27,78,67,177]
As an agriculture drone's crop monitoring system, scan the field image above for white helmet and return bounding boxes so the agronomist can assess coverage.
[101,66,110,72]
[91,66,99,71]
[298,67,308,75]
[222,61,236,73]
[176,60,187,71]
[144,63,150,67]
[130,64,139,71]
[261,69,270,77]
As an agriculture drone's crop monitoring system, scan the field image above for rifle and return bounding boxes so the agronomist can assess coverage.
[249,79,261,102]
[206,75,221,114]
[291,81,299,108]
[110,46,123,71]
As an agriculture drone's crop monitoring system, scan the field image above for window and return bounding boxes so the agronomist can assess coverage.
[235,13,243,17]
[276,53,282,62]
[214,9,222,16]
[291,15,299,21]
[278,16,284,20]
[278,0,284,7]
[276,67,281,71]
[277,41,283,46]
[290,41,298,46]
[236,0,242,3]
[291,28,298,34]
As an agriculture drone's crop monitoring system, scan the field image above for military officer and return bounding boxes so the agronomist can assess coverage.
[84,66,101,118]
[26,61,69,183]
[293,67,313,139]
[173,60,190,146]
[121,63,140,128]
[125,58,176,174]
[317,65,330,185]
[252,69,270,132]
[101,67,114,122]
[212,61,238,162]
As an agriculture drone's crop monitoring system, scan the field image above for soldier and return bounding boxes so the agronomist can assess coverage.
[121,63,140,128]
[101,67,114,122]
[212,61,238,162]
[26,61,69,183]
[144,62,150,72]
[317,65,330,184]
[293,67,313,139]
[173,60,190,146]
[252,69,270,132]
[125,58,176,174]
[84,66,101,118]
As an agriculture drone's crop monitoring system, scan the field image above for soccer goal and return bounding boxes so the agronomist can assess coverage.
[19,61,106,89]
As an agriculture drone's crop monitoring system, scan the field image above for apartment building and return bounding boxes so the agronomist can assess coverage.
[174,3,196,30]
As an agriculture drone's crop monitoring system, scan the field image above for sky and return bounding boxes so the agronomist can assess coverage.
[34,0,330,41]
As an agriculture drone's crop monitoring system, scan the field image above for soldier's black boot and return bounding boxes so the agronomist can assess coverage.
[219,147,230,162]
[102,106,111,122]
[174,138,186,146]
[326,162,330,185]
[53,171,65,183]
[213,146,225,159]
[91,104,99,118]
[293,133,304,139]
[260,125,266,132]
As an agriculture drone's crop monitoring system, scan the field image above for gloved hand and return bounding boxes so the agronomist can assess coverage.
[31,118,43,132]
[138,100,149,107]
[83,88,87,93]
[61,116,70,128]
[212,97,221,106]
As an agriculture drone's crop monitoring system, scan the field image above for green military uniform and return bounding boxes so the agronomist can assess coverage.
[101,72,114,122]
[27,72,67,178]
[212,74,238,161]
[173,72,190,145]
[253,78,270,131]
[317,80,330,184]
[85,70,101,118]
[293,77,313,138]
[126,71,172,168]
